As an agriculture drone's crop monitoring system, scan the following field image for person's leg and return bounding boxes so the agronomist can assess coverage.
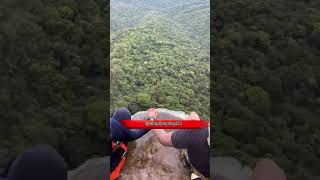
[7,144,67,180]
[110,152,121,172]
[111,107,132,122]
[111,108,149,142]
[111,108,131,142]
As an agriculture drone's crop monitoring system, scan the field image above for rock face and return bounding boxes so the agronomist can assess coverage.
[211,157,252,180]
[118,109,190,180]
[68,157,108,180]
[211,157,286,180]
[249,159,286,180]
[68,109,190,180]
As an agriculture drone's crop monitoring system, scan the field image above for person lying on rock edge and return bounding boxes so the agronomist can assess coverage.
[151,109,210,180]
[110,107,151,177]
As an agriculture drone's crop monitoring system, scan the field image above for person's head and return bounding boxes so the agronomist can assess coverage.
[8,144,67,180]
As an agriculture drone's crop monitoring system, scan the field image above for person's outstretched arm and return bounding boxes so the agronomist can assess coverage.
[152,129,174,146]
[152,112,200,147]
[111,119,149,142]
[127,128,150,141]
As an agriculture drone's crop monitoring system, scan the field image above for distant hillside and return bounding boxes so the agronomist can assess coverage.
[111,15,209,119]
[163,0,210,48]
[111,0,209,49]
[110,0,210,119]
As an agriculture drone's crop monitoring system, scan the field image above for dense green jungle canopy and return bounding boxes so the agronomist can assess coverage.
[212,0,320,179]
[2,0,320,179]
[110,0,210,120]
[0,0,108,169]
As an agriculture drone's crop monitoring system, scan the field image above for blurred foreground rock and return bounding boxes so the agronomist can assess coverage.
[68,157,108,180]
[211,157,252,180]
[249,159,286,180]
[211,157,286,180]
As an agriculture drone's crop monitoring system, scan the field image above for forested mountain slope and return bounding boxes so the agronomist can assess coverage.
[164,0,210,48]
[0,0,108,169]
[111,16,209,119]
[110,0,210,119]
[212,0,320,179]
[111,0,209,48]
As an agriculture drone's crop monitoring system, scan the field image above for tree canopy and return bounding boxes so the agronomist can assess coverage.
[212,0,320,179]
[110,0,210,119]
[0,0,108,169]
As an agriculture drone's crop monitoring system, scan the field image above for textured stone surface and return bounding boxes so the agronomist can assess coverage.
[68,157,108,180]
[249,159,286,180]
[211,157,252,180]
[118,109,190,180]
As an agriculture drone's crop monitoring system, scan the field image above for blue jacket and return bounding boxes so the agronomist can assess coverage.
[110,117,150,142]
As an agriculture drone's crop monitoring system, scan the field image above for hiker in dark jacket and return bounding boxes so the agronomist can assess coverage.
[110,107,150,142]
[152,111,210,179]
[110,107,153,175]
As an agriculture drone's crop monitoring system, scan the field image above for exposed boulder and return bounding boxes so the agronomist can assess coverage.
[249,159,286,180]
[118,108,190,180]
[212,157,252,180]
[68,157,108,180]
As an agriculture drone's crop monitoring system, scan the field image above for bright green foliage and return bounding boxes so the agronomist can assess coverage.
[110,0,210,119]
